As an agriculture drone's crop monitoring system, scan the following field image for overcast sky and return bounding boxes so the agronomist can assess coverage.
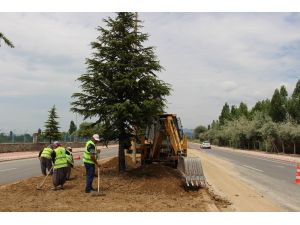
[1,12,300,134]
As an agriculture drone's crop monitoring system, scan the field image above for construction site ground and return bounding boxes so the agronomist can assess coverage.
[0,153,230,212]
[0,148,283,212]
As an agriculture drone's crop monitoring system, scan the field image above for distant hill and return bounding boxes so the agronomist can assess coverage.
[183,128,193,138]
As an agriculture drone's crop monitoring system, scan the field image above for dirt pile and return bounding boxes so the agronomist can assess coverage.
[0,155,231,211]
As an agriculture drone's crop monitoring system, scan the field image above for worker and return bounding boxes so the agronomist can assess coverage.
[38,142,58,176]
[66,147,74,180]
[51,141,68,191]
[83,134,101,193]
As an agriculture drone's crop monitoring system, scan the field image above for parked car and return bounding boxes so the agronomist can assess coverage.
[201,141,211,149]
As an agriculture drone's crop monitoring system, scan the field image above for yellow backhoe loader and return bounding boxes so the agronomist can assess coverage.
[130,114,205,188]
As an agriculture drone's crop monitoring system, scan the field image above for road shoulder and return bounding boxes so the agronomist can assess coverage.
[188,148,283,212]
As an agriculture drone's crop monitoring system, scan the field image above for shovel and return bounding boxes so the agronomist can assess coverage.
[92,167,105,197]
[36,166,53,190]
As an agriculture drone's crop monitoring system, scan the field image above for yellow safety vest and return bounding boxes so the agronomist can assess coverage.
[54,147,68,169]
[41,147,53,159]
[83,140,97,164]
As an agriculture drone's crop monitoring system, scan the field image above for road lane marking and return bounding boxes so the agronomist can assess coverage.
[242,165,264,172]
[0,168,17,172]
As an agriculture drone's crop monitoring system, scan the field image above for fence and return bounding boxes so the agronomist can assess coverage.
[0,132,88,144]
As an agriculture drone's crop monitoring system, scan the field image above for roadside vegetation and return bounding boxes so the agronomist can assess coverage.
[199,80,300,154]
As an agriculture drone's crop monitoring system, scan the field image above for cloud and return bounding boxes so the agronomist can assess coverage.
[1,13,300,133]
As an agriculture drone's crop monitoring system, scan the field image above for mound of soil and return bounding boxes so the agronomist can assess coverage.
[0,155,230,211]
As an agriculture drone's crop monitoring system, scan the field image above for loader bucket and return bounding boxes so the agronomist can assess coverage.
[178,156,205,188]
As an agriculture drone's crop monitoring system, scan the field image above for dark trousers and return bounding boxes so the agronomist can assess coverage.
[84,163,95,192]
[40,157,53,176]
[52,167,68,187]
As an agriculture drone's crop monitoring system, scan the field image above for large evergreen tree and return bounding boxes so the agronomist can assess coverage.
[44,105,60,143]
[71,13,171,172]
[0,32,14,48]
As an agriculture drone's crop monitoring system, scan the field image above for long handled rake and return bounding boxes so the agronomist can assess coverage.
[36,166,53,190]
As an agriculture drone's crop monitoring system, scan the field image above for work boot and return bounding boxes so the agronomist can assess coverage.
[51,187,58,191]
[55,185,63,190]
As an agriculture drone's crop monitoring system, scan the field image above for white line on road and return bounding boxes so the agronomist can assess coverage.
[0,168,17,173]
[242,165,264,172]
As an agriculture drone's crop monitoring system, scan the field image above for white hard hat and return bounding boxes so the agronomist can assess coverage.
[92,134,100,141]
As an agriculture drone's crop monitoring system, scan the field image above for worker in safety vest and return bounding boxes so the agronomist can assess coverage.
[51,142,68,191]
[83,134,101,193]
[66,147,74,180]
[38,142,57,175]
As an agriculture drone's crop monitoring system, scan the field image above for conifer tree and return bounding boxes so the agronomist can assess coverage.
[71,13,171,172]
[44,105,60,143]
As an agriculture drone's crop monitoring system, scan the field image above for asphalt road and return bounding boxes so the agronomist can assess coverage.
[189,142,300,211]
[0,145,118,185]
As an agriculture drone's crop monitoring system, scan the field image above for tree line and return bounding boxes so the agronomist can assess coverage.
[198,80,300,154]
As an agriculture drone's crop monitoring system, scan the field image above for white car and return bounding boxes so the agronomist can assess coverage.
[201,141,211,149]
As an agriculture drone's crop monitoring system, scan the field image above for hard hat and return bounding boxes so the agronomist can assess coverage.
[53,141,60,147]
[92,134,100,141]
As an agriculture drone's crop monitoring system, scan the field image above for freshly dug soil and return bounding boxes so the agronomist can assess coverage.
[0,155,230,212]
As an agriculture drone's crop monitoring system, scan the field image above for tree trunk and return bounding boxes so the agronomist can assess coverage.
[293,142,296,155]
[265,140,268,152]
[281,140,285,154]
[118,137,126,172]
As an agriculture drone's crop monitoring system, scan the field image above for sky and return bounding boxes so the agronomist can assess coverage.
[1,12,300,134]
